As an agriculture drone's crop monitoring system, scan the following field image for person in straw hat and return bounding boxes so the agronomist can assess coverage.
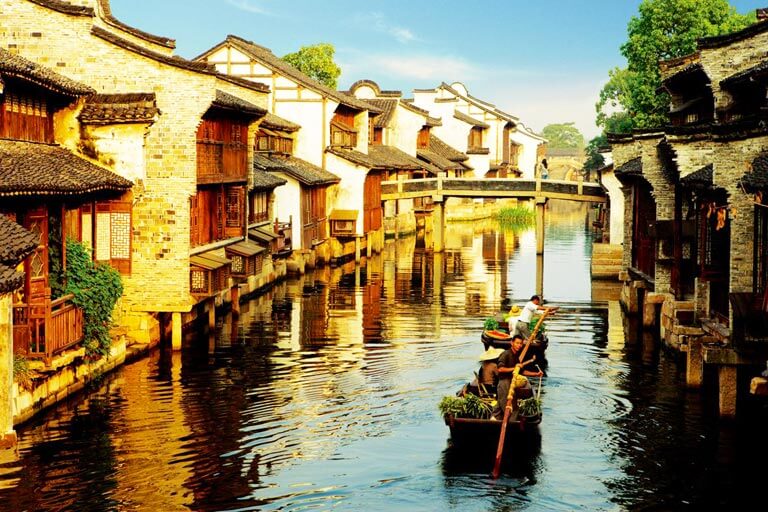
[478,347,505,387]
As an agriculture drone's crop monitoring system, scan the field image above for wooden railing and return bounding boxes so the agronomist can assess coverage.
[13,293,84,362]
[197,141,248,183]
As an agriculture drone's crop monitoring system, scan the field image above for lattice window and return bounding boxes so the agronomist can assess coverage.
[191,269,208,293]
[231,255,244,274]
[226,187,242,228]
[94,201,132,274]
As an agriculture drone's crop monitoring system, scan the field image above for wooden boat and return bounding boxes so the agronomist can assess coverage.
[443,384,541,450]
[481,329,549,363]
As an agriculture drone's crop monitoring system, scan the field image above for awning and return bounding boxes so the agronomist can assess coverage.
[226,240,265,257]
[190,252,231,270]
[330,209,358,221]
[249,226,278,244]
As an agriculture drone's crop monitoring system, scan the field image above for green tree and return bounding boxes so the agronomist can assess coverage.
[597,0,755,130]
[541,122,585,149]
[583,134,608,180]
[282,43,341,89]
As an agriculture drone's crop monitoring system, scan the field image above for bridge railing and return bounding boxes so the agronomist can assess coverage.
[381,176,605,202]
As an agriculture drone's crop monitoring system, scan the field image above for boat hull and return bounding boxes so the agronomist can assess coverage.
[444,414,541,449]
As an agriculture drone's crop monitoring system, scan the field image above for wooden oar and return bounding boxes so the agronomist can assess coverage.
[491,310,550,480]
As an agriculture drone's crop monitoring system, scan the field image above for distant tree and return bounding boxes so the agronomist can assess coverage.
[282,43,341,89]
[596,0,755,130]
[541,122,585,149]
[582,134,608,180]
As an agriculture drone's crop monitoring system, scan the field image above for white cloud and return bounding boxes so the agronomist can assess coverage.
[225,0,270,15]
[353,12,417,43]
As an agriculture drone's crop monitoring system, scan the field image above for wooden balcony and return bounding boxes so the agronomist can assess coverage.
[13,293,84,363]
[730,292,768,351]
[196,141,248,184]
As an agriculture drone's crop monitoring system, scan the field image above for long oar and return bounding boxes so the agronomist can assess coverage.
[492,310,550,480]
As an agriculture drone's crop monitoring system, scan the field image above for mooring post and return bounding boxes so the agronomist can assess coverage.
[433,200,445,253]
[171,312,182,351]
[208,297,216,332]
[719,365,738,418]
[535,198,546,255]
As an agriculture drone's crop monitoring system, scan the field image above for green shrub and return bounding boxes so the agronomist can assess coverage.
[64,239,123,357]
[13,354,34,391]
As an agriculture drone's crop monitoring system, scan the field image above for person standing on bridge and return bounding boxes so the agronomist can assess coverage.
[537,158,549,179]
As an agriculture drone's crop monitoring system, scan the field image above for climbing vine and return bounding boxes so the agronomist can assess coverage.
[64,239,123,357]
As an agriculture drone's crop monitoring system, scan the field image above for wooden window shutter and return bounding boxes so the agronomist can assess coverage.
[226,187,243,228]
[94,201,132,274]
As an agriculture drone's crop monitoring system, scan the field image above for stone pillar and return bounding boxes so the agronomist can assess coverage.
[231,285,240,317]
[0,294,17,449]
[718,365,738,418]
[355,237,361,263]
[367,233,372,258]
[685,337,704,388]
[171,312,182,351]
[433,201,445,253]
[535,198,546,255]
[536,254,544,297]
[433,252,444,297]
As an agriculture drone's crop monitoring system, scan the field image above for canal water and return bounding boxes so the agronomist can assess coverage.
[1,201,767,511]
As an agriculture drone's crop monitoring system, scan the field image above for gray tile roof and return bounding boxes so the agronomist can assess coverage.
[0,47,94,97]
[680,164,713,188]
[0,215,37,266]
[368,145,440,174]
[429,134,469,162]
[453,110,489,128]
[254,153,339,186]
[252,169,287,191]
[27,0,93,16]
[417,149,462,171]
[0,215,37,294]
[614,157,643,177]
[742,153,768,192]
[366,99,397,128]
[215,35,378,112]
[212,90,266,117]
[91,27,269,94]
[97,0,175,48]
[721,60,768,88]
[80,93,159,124]
[0,140,133,197]
[326,147,379,168]
[261,112,300,132]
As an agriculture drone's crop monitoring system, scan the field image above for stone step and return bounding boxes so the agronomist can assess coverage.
[592,256,622,265]
[591,265,622,276]
[592,243,623,255]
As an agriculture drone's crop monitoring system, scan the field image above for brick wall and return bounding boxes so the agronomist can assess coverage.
[1,1,268,339]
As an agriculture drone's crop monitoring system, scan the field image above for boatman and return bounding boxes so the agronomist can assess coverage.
[511,295,558,339]
[493,334,543,419]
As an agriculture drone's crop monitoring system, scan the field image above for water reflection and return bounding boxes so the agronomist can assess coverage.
[2,202,767,510]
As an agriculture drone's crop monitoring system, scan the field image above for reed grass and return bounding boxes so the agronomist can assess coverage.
[496,206,535,227]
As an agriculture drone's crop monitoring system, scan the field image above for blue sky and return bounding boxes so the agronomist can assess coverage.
[111,0,764,139]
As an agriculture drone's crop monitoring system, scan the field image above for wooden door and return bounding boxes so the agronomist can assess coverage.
[24,207,49,303]
[632,183,656,278]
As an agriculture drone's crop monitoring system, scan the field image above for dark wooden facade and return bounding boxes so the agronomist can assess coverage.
[192,116,249,248]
